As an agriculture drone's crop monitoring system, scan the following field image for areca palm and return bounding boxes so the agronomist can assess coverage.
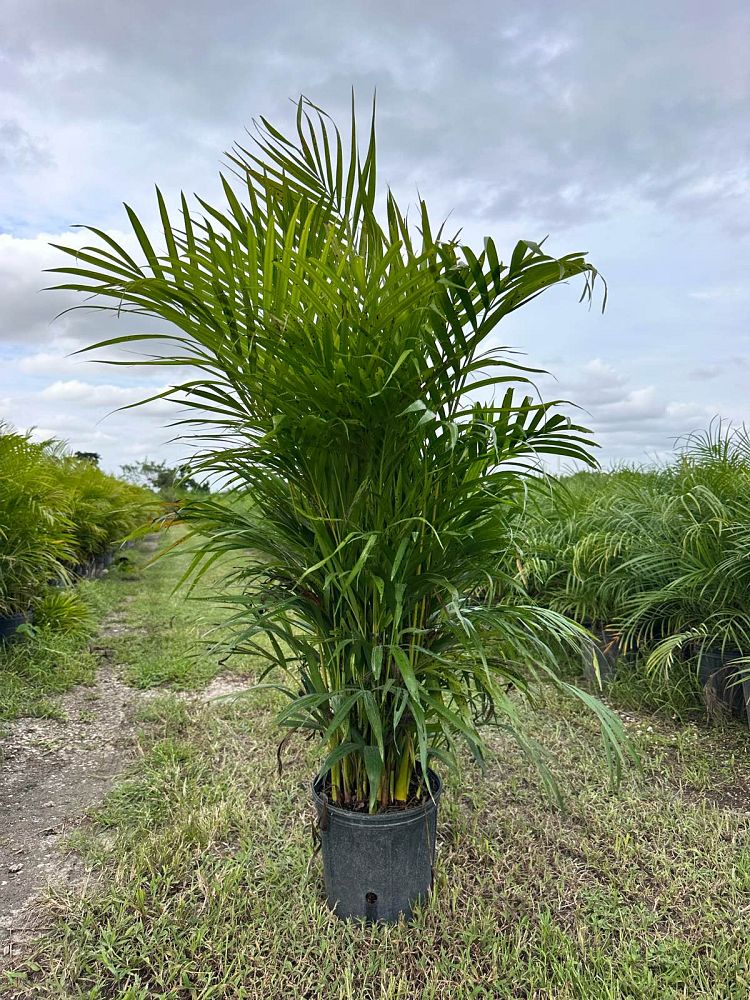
[51,97,632,810]
[0,427,157,619]
[0,427,75,615]
[58,456,157,569]
[516,423,750,718]
[620,427,750,693]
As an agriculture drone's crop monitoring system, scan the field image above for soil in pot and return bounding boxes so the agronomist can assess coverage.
[312,769,441,924]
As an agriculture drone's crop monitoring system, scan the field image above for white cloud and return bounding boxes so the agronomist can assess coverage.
[594,386,668,426]
[564,359,629,407]
[18,345,89,376]
[688,285,748,302]
[0,362,187,471]
[0,230,143,346]
[0,119,51,171]
[0,0,748,471]
[40,379,155,408]
[541,358,719,465]
[688,365,722,381]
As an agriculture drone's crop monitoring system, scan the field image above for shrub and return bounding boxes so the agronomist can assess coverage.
[60,456,158,568]
[0,425,157,622]
[34,588,94,637]
[514,422,750,719]
[0,427,74,616]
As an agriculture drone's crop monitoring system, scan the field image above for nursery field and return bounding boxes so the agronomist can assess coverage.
[1,540,749,1000]
[3,103,750,1000]
[512,425,750,726]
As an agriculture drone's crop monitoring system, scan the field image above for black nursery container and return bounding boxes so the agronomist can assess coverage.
[581,622,623,685]
[699,648,750,726]
[312,770,441,924]
[0,610,32,642]
[93,551,114,575]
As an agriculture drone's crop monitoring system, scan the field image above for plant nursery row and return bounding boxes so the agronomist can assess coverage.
[0,426,156,639]
[515,423,750,723]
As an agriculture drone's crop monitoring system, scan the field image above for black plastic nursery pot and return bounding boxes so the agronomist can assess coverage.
[92,550,114,575]
[581,622,623,685]
[0,609,33,642]
[76,549,115,579]
[312,769,441,924]
[72,558,96,579]
[698,649,750,726]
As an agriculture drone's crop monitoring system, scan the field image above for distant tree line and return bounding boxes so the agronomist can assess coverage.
[74,451,101,465]
[121,459,210,499]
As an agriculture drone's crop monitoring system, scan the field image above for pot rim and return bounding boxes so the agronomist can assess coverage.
[312,767,441,827]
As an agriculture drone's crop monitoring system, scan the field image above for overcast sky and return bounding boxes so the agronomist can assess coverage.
[1,0,748,472]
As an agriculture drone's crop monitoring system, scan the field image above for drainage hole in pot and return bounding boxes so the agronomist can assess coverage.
[365,892,378,905]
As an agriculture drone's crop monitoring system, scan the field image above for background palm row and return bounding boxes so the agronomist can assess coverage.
[0,426,155,619]
[515,423,750,717]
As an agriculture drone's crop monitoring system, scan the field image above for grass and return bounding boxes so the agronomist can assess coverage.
[108,544,255,692]
[606,658,709,721]
[0,577,127,724]
[3,544,750,998]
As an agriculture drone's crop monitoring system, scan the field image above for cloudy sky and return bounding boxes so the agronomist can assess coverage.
[1,0,748,472]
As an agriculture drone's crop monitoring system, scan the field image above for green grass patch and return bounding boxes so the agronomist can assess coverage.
[0,577,126,723]
[607,656,708,721]
[109,544,256,691]
[5,666,750,995]
[8,694,750,999]
[0,536,255,723]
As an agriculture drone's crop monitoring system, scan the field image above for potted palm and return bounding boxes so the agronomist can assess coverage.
[51,97,634,921]
[60,457,156,576]
[514,472,644,685]
[0,427,74,638]
[621,426,750,724]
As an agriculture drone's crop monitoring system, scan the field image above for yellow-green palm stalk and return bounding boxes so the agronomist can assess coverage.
[50,97,634,810]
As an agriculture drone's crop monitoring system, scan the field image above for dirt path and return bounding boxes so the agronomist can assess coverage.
[0,608,140,963]
[0,585,251,967]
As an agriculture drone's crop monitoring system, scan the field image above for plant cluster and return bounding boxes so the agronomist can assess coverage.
[0,426,156,619]
[515,423,750,717]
